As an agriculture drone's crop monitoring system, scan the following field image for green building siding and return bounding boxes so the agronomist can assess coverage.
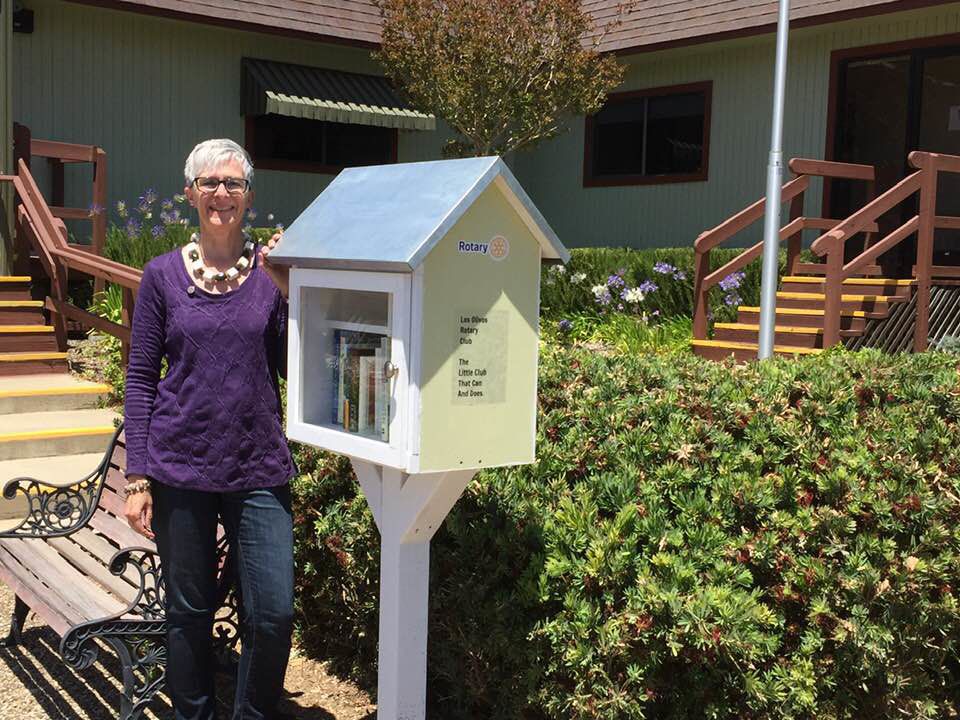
[514,3,960,249]
[12,0,446,230]
[12,1,960,251]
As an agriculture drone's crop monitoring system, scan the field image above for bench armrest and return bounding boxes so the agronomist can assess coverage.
[110,546,166,620]
[0,425,123,539]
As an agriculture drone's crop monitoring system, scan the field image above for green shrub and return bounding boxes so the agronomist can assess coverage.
[292,346,960,719]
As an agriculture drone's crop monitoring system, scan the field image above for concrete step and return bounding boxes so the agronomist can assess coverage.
[0,452,105,525]
[776,291,903,313]
[692,338,823,362]
[781,276,914,298]
[0,373,111,414]
[0,351,69,376]
[0,300,46,324]
[0,408,119,460]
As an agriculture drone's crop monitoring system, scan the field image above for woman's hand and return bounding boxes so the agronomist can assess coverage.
[124,475,154,540]
[260,231,289,299]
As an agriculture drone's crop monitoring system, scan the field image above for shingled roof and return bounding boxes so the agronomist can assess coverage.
[67,0,942,53]
[585,0,934,53]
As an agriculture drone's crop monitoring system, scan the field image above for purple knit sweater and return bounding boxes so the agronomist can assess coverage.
[124,248,294,491]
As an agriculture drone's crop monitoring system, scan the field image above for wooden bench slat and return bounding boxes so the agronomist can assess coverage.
[0,545,75,637]
[89,507,156,551]
[47,536,139,607]
[105,465,125,495]
[0,540,100,623]
[69,526,142,587]
[6,538,125,620]
[97,483,127,519]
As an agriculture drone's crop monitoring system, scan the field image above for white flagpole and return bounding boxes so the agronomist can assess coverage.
[758,0,792,359]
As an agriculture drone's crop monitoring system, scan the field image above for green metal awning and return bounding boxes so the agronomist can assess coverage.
[241,57,436,132]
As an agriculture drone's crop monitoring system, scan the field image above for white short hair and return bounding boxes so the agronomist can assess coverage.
[183,139,254,186]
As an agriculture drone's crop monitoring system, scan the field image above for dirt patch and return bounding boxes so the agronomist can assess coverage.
[0,583,375,720]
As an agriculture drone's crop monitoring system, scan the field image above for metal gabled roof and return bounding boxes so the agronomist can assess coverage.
[269,156,568,272]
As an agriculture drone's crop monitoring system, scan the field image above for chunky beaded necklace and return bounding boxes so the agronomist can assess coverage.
[185,231,256,284]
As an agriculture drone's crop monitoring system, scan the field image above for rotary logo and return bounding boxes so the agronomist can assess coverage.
[489,235,509,261]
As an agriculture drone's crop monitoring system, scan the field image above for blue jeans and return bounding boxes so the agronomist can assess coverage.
[152,482,294,720]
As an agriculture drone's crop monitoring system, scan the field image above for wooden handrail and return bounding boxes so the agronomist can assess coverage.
[2,161,140,368]
[30,139,98,163]
[810,171,922,255]
[691,157,879,341]
[910,150,960,174]
[788,158,876,181]
[841,216,919,278]
[695,175,809,252]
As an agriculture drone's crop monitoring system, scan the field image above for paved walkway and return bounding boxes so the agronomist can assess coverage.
[0,584,375,720]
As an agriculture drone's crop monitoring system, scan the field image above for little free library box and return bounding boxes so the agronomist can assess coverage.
[270,156,569,475]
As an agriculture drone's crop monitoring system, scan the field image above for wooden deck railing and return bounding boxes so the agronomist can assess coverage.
[12,125,107,283]
[1,159,140,366]
[692,158,877,340]
[812,150,960,350]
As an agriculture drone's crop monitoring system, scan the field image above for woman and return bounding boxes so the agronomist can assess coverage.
[123,138,294,720]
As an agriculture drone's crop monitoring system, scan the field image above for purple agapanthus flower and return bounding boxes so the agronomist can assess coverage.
[144,188,158,205]
[673,270,687,281]
[151,225,164,238]
[125,219,141,237]
[719,271,746,292]
[87,203,104,217]
[161,199,174,211]
[247,208,258,222]
[607,273,626,290]
[638,280,659,294]
[653,261,676,275]
[558,319,573,332]
[724,293,742,307]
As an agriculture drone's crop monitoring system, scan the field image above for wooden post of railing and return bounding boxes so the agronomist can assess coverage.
[91,148,107,294]
[121,286,134,369]
[786,187,805,275]
[692,247,710,340]
[914,157,936,352]
[822,233,843,347]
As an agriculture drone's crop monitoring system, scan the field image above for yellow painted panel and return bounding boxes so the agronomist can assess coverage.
[417,185,540,472]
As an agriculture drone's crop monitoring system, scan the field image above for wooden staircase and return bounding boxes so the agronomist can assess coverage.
[0,276,68,374]
[693,276,915,361]
[692,152,960,362]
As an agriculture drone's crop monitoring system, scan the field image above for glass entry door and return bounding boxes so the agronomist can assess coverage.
[831,44,960,275]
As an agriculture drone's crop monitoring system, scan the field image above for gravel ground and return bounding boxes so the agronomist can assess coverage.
[0,583,375,720]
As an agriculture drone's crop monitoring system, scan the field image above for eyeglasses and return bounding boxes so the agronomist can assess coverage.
[193,177,250,195]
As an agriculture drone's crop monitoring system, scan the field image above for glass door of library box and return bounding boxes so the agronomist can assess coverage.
[288,269,411,468]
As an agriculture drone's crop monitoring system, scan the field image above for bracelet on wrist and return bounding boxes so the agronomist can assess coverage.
[123,479,152,499]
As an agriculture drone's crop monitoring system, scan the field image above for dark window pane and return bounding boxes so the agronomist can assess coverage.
[250,113,393,169]
[593,96,645,175]
[589,88,707,180]
[645,93,705,175]
[325,122,394,167]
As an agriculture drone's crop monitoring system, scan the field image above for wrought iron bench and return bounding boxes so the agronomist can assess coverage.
[0,423,239,720]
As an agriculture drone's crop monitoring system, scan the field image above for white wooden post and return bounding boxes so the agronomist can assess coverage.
[352,460,477,720]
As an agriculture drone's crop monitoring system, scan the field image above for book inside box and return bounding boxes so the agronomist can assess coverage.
[331,329,391,441]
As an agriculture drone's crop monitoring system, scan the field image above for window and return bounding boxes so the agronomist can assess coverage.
[584,81,712,186]
[245,114,397,174]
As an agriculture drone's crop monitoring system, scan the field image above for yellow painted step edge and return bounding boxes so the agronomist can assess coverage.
[738,306,868,317]
[0,426,116,443]
[0,301,43,308]
[782,276,915,286]
[715,323,822,334]
[0,352,68,362]
[777,291,891,302]
[0,325,54,333]
[0,277,31,283]
[692,339,822,355]
[0,384,112,399]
